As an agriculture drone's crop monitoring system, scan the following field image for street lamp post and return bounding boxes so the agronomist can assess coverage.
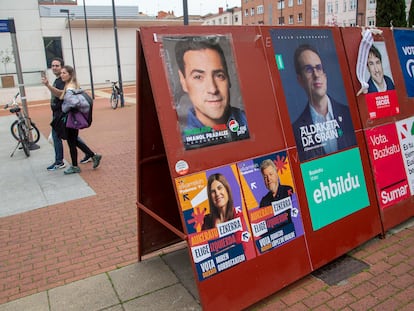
[83,0,95,99]
[183,0,189,25]
[60,9,75,71]
[111,0,124,107]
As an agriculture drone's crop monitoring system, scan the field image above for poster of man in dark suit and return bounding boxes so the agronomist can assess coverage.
[270,29,357,162]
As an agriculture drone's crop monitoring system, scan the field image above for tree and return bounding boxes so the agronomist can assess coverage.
[408,1,414,27]
[376,0,407,27]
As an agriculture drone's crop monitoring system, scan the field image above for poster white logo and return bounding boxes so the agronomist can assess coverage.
[406,59,414,78]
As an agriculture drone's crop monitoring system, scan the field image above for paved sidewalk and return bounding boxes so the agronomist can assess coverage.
[0,86,414,310]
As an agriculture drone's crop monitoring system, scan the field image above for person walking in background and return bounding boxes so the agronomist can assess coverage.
[41,57,67,171]
[42,57,89,170]
[60,65,102,175]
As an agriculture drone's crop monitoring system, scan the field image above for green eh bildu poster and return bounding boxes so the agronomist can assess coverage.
[301,148,370,230]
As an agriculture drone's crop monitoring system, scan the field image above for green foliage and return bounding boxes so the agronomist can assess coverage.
[376,0,407,27]
[409,1,414,27]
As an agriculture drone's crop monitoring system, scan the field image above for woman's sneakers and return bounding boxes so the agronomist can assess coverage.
[80,155,92,164]
[63,154,101,175]
[64,166,81,175]
[81,153,102,169]
[92,154,102,169]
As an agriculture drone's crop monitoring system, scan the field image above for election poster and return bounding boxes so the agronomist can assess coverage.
[237,151,304,255]
[270,28,357,162]
[175,164,255,281]
[395,117,414,195]
[393,29,414,98]
[162,35,250,150]
[301,148,369,230]
[365,123,410,209]
[364,42,399,119]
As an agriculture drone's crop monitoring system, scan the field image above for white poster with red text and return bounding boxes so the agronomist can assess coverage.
[396,116,414,195]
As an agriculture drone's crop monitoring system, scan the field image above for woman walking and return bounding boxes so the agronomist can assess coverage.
[60,65,102,174]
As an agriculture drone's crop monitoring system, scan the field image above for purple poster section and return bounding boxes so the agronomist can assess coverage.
[237,151,304,255]
[175,164,256,282]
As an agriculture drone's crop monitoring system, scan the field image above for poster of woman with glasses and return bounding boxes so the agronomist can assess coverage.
[270,29,357,162]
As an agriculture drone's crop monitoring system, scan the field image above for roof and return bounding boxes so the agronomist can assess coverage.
[39,5,148,20]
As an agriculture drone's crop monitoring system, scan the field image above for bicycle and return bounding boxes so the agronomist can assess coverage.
[4,92,39,157]
[7,93,40,145]
[107,80,121,109]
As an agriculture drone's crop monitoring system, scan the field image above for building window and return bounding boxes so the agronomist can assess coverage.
[312,7,318,18]
[288,0,293,7]
[335,1,339,13]
[289,15,294,24]
[368,17,375,26]
[224,16,228,24]
[368,0,376,9]
[279,16,285,25]
[298,0,303,4]
[257,5,264,14]
[43,37,63,68]
[327,2,333,14]
[343,0,347,11]
[234,15,239,23]
[298,13,303,22]
[278,0,285,10]
[244,9,249,16]
[219,18,222,24]
[251,8,255,16]
[350,0,356,10]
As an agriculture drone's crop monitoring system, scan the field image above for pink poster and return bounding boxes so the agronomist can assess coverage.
[365,123,410,209]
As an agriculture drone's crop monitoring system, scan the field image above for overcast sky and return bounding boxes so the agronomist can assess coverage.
[78,0,242,16]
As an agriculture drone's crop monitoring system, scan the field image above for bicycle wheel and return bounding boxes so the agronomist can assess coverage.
[18,123,30,157]
[110,93,119,109]
[11,120,40,144]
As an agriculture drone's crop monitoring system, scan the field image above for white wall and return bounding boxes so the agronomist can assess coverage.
[0,0,137,94]
[0,0,45,87]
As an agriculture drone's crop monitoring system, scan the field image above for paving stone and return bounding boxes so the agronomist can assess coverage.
[108,256,178,302]
[162,248,199,302]
[123,283,201,311]
[49,274,118,311]
[0,292,48,311]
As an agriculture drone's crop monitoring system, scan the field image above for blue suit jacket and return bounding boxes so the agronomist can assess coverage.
[367,75,395,93]
[292,96,357,162]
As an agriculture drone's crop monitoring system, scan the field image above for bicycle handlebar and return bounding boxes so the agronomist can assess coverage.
[4,93,20,109]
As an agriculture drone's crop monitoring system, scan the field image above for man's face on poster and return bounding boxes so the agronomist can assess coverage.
[178,48,230,127]
[262,165,280,195]
[297,50,327,102]
[367,52,384,86]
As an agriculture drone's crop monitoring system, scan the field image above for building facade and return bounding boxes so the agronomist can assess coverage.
[241,0,310,26]
[242,0,412,27]
[202,7,243,26]
[0,0,202,96]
